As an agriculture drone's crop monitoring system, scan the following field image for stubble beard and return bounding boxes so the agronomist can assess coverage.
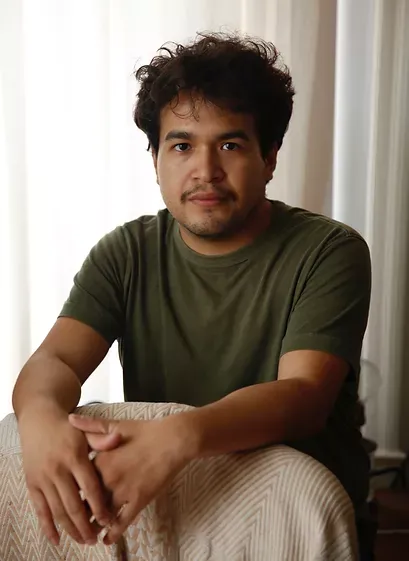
[180,205,253,240]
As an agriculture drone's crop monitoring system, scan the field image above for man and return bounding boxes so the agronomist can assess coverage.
[12,32,371,552]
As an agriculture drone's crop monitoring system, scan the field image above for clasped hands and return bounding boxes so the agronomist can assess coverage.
[68,412,194,546]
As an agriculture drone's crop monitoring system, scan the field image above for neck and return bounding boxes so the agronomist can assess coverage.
[179,199,273,256]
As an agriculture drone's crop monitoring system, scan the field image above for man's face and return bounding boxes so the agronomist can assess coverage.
[153,93,276,239]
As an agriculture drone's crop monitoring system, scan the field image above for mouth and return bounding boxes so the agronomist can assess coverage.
[188,193,228,207]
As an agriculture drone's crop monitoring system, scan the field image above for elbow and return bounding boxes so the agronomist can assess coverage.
[291,398,331,440]
[310,415,327,436]
[11,358,30,412]
[299,382,334,437]
[295,415,327,440]
[304,397,332,436]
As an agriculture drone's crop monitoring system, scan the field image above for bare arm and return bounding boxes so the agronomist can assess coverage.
[171,350,349,459]
[67,349,350,546]
[12,317,115,546]
[13,317,110,420]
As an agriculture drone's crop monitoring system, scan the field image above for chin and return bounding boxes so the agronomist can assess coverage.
[183,219,239,239]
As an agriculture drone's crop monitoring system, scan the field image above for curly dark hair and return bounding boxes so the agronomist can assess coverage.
[133,32,295,157]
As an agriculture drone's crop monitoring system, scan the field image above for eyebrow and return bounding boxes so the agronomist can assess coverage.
[164,129,251,142]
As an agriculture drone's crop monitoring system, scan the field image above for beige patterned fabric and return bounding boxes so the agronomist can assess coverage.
[0,402,358,560]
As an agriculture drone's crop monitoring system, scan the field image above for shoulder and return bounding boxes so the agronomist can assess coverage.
[98,208,173,253]
[274,200,362,240]
[272,200,369,257]
[119,208,171,240]
[82,209,173,282]
[265,201,371,294]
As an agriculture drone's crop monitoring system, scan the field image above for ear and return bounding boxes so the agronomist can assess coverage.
[151,150,159,185]
[264,144,278,183]
[151,148,159,185]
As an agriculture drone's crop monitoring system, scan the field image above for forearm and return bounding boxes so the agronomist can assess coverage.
[175,379,327,460]
[13,350,82,421]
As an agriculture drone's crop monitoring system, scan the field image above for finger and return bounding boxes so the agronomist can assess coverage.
[29,487,60,546]
[104,500,142,546]
[55,474,99,544]
[42,483,85,545]
[74,461,113,527]
[83,499,109,533]
[84,431,122,451]
[68,414,115,434]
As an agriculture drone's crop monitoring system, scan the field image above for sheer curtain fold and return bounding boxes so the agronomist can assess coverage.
[0,0,31,415]
[333,0,409,453]
[1,0,408,453]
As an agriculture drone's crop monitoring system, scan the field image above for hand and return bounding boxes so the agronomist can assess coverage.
[68,413,195,545]
[18,406,121,546]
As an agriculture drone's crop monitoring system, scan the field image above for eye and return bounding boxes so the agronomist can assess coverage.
[221,142,240,151]
[174,143,191,152]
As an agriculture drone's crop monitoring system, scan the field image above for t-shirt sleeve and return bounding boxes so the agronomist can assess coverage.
[59,227,129,344]
[280,233,371,375]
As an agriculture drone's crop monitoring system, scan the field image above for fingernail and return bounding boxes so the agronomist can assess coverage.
[86,538,96,545]
[99,518,110,526]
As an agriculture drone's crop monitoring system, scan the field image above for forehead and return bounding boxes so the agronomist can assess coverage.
[159,93,256,139]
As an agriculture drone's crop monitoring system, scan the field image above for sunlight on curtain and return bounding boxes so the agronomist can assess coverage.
[333,0,409,453]
[0,85,17,417]
[0,0,285,412]
[1,0,409,456]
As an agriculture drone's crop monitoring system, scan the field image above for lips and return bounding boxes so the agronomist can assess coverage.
[189,195,226,207]
[188,191,228,205]
[190,192,221,199]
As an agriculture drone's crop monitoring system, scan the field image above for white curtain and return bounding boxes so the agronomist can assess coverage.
[1,0,408,455]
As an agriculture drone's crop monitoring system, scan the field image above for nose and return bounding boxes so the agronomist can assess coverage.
[192,147,225,184]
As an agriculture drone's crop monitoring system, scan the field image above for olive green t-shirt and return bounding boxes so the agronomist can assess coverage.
[60,200,371,509]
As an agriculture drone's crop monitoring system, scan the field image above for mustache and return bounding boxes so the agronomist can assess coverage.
[181,185,234,202]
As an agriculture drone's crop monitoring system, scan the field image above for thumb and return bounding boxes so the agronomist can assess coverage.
[69,414,116,435]
[85,431,122,451]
